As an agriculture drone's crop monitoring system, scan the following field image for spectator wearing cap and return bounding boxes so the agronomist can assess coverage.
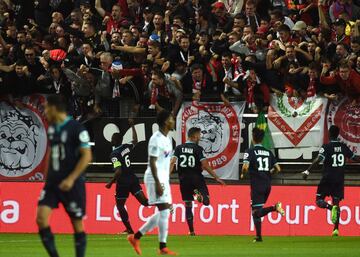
[211,1,233,32]
[140,6,154,33]
[95,0,129,34]
[292,21,312,43]
[331,18,350,45]
[320,61,360,104]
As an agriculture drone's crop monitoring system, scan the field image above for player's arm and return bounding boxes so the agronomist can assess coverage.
[270,163,281,174]
[302,155,323,180]
[241,162,249,179]
[128,118,138,145]
[170,156,177,174]
[150,156,163,196]
[240,151,250,179]
[59,147,92,191]
[106,158,123,189]
[201,160,226,185]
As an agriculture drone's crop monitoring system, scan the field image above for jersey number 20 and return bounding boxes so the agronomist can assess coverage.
[180,155,195,168]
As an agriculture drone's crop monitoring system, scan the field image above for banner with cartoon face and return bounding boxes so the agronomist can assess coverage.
[268,94,328,148]
[327,98,360,155]
[0,95,48,181]
[176,102,245,180]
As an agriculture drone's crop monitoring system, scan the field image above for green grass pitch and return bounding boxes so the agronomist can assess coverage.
[1,234,360,257]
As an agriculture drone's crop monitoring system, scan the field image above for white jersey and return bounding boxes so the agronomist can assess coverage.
[144,131,173,183]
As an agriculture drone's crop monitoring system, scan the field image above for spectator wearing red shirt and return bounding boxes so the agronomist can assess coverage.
[95,0,129,34]
[320,61,360,103]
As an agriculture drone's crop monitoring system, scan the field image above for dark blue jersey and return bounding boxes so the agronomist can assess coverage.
[318,140,355,181]
[243,144,277,186]
[47,117,90,185]
[110,144,134,174]
[173,142,206,178]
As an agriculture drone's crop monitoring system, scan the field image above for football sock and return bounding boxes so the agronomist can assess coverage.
[117,204,133,233]
[138,211,160,236]
[158,209,170,245]
[202,195,210,206]
[252,215,262,238]
[160,242,167,250]
[185,206,194,232]
[334,205,340,230]
[316,199,332,210]
[257,206,276,218]
[39,227,59,257]
[74,232,86,257]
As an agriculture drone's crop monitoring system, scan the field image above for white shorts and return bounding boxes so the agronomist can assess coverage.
[145,181,172,205]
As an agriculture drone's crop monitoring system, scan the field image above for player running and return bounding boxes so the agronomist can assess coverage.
[105,119,148,234]
[170,127,225,236]
[36,95,92,257]
[127,110,177,255]
[302,125,360,236]
[241,127,284,243]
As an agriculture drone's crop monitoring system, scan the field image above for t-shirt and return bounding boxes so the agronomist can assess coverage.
[173,142,206,179]
[110,143,134,174]
[47,116,90,185]
[318,140,355,182]
[243,144,277,187]
[144,130,173,183]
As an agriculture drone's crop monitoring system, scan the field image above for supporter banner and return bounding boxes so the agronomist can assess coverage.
[327,97,360,155]
[1,182,360,236]
[268,94,327,148]
[176,102,245,180]
[0,95,49,181]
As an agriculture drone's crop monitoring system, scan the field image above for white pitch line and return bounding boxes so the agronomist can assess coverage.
[0,237,123,243]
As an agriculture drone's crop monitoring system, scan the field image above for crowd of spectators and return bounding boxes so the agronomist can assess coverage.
[1,0,360,120]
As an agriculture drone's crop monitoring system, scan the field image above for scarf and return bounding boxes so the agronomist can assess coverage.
[112,79,121,98]
[307,78,316,98]
[150,83,170,106]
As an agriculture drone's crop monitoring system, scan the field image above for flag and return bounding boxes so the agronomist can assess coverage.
[255,111,274,151]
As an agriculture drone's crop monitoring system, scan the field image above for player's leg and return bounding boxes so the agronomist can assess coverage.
[37,205,59,257]
[63,181,87,257]
[37,188,60,257]
[180,178,196,235]
[316,180,333,210]
[157,203,177,255]
[196,177,210,206]
[116,197,134,234]
[251,188,265,242]
[332,196,341,235]
[257,186,285,217]
[70,218,87,257]
[131,174,149,206]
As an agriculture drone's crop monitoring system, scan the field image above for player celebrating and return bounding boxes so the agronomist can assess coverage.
[105,119,148,234]
[170,127,225,236]
[241,127,284,242]
[302,125,360,236]
[36,95,92,257]
[127,110,177,255]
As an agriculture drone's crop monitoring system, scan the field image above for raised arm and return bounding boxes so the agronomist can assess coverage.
[95,0,106,18]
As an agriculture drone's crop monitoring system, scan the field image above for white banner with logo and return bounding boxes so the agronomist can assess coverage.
[176,102,245,180]
[327,97,360,154]
[0,95,49,181]
[268,94,327,148]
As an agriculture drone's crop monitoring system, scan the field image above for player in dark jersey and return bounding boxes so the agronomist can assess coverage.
[105,119,148,234]
[241,127,284,242]
[170,127,225,236]
[36,95,92,257]
[302,125,360,236]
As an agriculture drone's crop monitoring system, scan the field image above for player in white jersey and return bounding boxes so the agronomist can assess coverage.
[128,110,177,256]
